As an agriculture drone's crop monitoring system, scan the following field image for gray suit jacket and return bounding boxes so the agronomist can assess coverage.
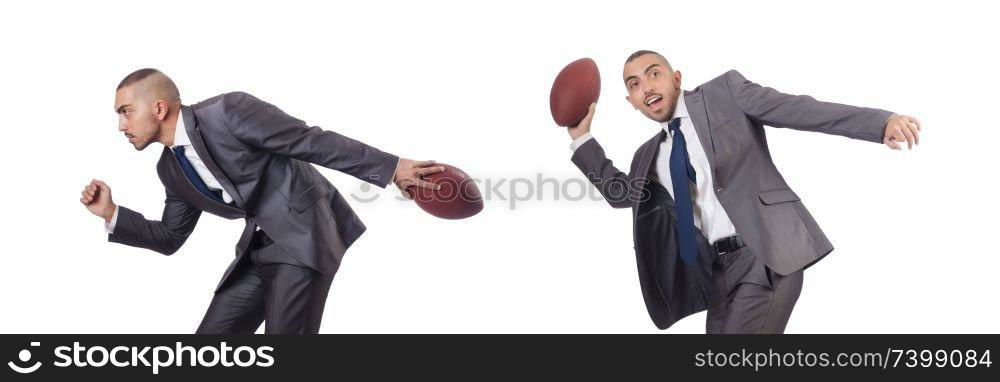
[572,70,893,329]
[109,92,399,291]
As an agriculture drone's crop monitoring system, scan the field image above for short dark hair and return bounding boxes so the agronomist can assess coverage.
[625,50,668,65]
[117,68,163,90]
[116,68,181,103]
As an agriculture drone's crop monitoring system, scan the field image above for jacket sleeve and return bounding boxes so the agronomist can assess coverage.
[108,187,201,256]
[220,91,400,188]
[725,69,894,143]
[570,137,640,209]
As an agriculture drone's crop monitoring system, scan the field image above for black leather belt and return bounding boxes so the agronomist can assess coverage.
[713,234,745,255]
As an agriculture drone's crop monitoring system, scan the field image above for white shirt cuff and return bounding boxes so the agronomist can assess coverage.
[104,205,119,234]
[390,157,401,185]
[570,132,594,153]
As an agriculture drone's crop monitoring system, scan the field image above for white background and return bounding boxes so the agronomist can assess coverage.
[1,0,997,333]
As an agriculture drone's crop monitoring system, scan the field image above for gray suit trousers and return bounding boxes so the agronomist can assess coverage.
[195,230,335,334]
[706,246,803,334]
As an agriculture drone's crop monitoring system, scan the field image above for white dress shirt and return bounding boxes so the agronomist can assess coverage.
[570,92,738,245]
[105,114,236,234]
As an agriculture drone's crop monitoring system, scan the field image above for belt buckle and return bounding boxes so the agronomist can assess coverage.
[713,239,727,256]
[714,235,741,256]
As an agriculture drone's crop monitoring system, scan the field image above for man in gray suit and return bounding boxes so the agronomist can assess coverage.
[567,51,921,333]
[80,68,444,334]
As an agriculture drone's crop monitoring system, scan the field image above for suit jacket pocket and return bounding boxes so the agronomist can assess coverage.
[288,184,328,213]
[758,188,800,205]
[722,247,773,295]
[635,205,664,220]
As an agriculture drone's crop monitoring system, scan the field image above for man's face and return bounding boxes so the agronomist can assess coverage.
[114,86,161,151]
[623,54,682,123]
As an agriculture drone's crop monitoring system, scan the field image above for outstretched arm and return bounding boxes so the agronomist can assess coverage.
[221,91,400,187]
[725,70,921,150]
[220,92,443,194]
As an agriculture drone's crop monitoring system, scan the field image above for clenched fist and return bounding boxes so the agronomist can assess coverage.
[80,179,116,222]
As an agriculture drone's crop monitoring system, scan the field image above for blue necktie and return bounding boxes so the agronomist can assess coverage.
[173,146,225,204]
[667,118,699,264]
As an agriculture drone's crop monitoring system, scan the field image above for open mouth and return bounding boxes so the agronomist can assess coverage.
[644,94,663,108]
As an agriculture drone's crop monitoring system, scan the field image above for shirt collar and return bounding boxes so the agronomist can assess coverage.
[172,108,191,148]
[660,91,690,133]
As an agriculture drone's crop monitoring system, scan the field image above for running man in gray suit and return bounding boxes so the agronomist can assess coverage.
[80,68,444,333]
[567,51,921,333]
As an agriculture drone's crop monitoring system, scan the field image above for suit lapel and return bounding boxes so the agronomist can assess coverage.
[157,147,246,219]
[180,106,246,208]
[632,129,667,208]
[684,90,718,176]
[684,89,719,190]
[636,129,666,180]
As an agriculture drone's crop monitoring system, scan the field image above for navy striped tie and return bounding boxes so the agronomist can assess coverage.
[172,146,225,204]
[667,118,699,264]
